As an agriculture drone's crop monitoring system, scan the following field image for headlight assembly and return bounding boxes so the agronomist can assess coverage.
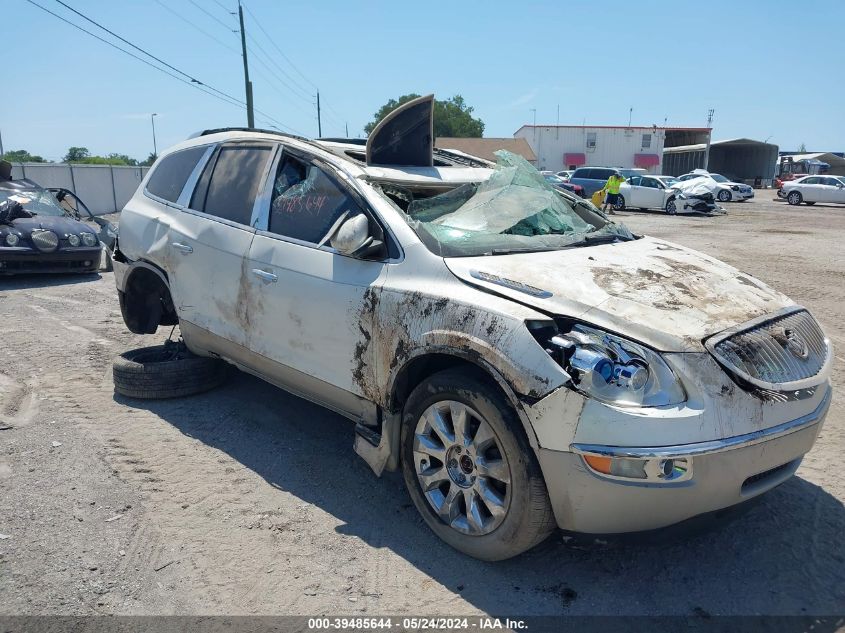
[67,233,81,247]
[4,233,19,246]
[81,232,97,247]
[544,324,686,407]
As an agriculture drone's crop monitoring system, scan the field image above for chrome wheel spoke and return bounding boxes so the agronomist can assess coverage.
[425,407,454,446]
[413,433,447,462]
[449,401,470,445]
[419,464,449,492]
[476,479,506,519]
[438,483,462,524]
[471,420,496,451]
[476,456,510,484]
[464,489,485,534]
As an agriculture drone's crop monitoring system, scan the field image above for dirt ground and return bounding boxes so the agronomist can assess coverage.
[1,194,843,617]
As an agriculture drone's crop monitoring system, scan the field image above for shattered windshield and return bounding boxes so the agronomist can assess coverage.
[381,150,635,257]
[0,189,66,217]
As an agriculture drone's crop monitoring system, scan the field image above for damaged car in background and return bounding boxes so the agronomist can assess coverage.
[0,178,116,275]
[111,95,832,561]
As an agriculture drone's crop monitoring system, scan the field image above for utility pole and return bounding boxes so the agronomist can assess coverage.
[0,129,4,157]
[628,107,633,128]
[238,0,254,128]
[703,108,715,170]
[345,122,349,138]
[316,91,322,138]
[150,113,158,157]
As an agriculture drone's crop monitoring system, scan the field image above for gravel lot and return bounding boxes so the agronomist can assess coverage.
[1,194,843,617]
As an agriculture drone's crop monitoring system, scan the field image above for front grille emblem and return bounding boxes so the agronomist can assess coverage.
[785,330,810,360]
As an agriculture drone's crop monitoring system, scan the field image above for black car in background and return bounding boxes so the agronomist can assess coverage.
[0,178,116,275]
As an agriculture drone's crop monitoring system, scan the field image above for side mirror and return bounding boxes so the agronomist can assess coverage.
[330,213,373,256]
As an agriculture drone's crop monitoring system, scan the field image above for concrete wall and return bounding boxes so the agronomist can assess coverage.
[514,126,668,174]
[8,163,149,215]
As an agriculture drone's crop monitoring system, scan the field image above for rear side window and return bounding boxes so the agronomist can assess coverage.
[572,168,590,179]
[145,146,207,203]
[191,143,274,225]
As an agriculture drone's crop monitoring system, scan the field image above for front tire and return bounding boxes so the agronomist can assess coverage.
[787,191,802,205]
[666,198,677,214]
[718,189,732,202]
[401,369,554,561]
[613,195,625,211]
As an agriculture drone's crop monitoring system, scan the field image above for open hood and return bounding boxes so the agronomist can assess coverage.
[445,237,794,352]
[366,94,434,167]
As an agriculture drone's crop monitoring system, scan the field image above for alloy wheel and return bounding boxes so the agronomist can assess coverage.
[413,400,511,535]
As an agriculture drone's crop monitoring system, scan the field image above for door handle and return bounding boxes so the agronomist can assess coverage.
[172,241,193,254]
[251,268,278,283]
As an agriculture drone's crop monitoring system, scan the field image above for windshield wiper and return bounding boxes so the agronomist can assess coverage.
[490,247,557,255]
[568,233,630,247]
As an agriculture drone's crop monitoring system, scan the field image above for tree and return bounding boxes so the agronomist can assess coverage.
[798,142,807,152]
[64,146,90,162]
[140,152,157,167]
[364,94,484,138]
[2,149,47,163]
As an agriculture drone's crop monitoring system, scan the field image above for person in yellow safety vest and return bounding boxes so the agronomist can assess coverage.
[601,171,626,215]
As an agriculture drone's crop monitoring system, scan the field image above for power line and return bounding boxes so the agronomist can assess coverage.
[52,0,239,106]
[152,0,239,54]
[246,37,315,103]
[188,0,237,33]
[210,0,235,17]
[27,0,243,110]
[241,1,319,92]
[28,0,303,136]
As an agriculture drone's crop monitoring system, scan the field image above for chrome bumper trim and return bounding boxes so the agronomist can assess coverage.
[571,387,830,459]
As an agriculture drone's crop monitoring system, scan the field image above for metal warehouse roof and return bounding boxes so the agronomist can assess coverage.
[434,137,537,163]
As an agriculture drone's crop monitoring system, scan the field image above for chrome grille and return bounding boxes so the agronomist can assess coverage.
[30,229,59,252]
[707,309,830,390]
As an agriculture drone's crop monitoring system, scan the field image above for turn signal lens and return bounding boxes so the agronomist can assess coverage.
[584,455,612,474]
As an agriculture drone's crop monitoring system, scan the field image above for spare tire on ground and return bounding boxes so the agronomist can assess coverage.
[113,342,226,399]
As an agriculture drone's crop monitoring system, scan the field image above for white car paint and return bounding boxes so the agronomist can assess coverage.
[112,130,832,542]
[782,175,845,205]
[618,175,676,211]
[678,171,754,202]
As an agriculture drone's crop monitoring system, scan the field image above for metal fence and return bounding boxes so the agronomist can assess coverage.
[8,163,150,216]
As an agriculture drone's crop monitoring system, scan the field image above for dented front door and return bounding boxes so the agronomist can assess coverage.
[241,151,389,419]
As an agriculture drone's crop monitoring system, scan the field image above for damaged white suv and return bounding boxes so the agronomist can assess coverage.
[113,96,832,560]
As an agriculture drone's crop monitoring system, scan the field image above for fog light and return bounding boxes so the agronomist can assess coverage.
[83,260,92,267]
[659,459,674,477]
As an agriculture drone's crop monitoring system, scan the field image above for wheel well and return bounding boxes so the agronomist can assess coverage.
[119,265,178,334]
[389,352,519,417]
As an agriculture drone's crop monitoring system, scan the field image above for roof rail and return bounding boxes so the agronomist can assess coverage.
[187,127,310,142]
[318,137,367,146]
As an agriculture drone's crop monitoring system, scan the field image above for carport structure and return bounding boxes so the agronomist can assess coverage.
[663,138,779,186]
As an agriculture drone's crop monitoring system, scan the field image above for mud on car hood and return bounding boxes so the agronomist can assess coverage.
[445,236,794,352]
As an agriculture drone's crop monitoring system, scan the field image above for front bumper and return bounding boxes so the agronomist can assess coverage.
[0,247,101,275]
[536,387,830,533]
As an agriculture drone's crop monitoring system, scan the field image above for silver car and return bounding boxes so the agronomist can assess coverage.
[112,96,832,560]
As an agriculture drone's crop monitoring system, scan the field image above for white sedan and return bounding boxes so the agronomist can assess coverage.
[678,171,754,202]
[782,175,845,206]
[617,175,680,213]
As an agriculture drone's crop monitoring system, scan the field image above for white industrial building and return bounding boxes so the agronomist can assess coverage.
[514,125,712,174]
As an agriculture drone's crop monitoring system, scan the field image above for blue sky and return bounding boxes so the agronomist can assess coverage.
[3,0,843,161]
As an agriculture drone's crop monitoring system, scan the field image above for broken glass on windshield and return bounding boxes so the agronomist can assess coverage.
[397,150,628,256]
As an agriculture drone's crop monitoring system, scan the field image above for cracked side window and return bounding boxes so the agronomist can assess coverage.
[268,154,362,244]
